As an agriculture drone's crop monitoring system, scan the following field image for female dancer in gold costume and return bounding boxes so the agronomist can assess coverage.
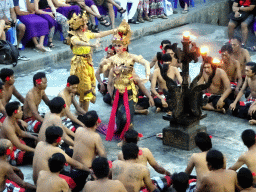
[68,13,117,111]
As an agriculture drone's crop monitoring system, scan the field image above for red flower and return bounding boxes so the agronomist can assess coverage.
[123,48,127,52]
[0,89,2,93]
[97,118,102,124]
[111,47,115,50]
[160,45,163,50]
[67,83,70,87]
[219,50,222,54]
[56,137,62,143]
[162,50,166,54]
[209,135,212,139]
[6,148,11,155]
[139,150,143,156]
[5,76,10,81]
[14,109,18,114]
[253,172,256,176]
[63,104,66,108]
[108,160,113,169]
[36,79,42,85]
[239,101,245,106]
[118,32,123,38]
[105,47,108,52]
[138,133,143,138]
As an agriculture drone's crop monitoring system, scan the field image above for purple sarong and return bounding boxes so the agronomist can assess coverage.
[36,11,56,28]
[57,5,80,18]
[85,0,95,7]
[18,14,49,46]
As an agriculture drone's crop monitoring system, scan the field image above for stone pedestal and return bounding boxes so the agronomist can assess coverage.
[163,123,207,150]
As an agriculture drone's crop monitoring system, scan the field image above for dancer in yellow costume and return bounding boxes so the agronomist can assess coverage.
[68,12,117,111]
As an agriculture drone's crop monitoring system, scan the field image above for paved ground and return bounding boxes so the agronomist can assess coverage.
[13,23,256,185]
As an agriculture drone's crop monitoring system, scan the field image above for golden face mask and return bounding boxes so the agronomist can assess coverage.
[112,19,132,46]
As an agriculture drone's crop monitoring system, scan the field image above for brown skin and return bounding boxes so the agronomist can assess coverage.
[37,170,70,192]
[241,187,256,192]
[112,159,157,192]
[23,77,50,122]
[33,141,90,184]
[72,123,106,168]
[1,106,37,152]
[150,43,170,69]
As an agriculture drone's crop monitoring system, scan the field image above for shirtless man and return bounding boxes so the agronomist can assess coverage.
[185,132,212,190]
[83,157,127,192]
[33,126,90,191]
[151,53,182,113]
[171,172,189,192]
[198,56,232,113]
[196,149,237,192]
[58,75,87,132]
[229,129,256,185]
[38,97,75,151]
[112,143,159,192]
[0,82,7,123]
[23,72,50,133]
[231,36,251,78]
[1,101,37,165]
[0,139,36,192]
[72,110,106,168]
[0,68,24,107]
[230,62,256,123]
[237,168,256,192]
[37,153,70,192]
[219,44,242,95]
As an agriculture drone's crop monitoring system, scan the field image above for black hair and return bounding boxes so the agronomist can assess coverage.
[77,110,98,128]
[246,62,256,74]
[49,97,65,114]
[164,43,179,60]
[0,68,14,82]
[5,101,20,117]
[122,143,139,160]
[203,56,218,71]
[0,81,4,90]
[195,132,212,152]
[124,129,138,144]
[48,153,66,173]
[161,40,171,46]
[221,44,233,54]
[172,172,189,192]
[67,75,80,85]
[206,149,224,170]
[232,36,242,44]
[241,129,256,148]
[45,126,63,144]
[0,139,9,156]
[92,157,109,179]
[33,72,46,86]
[237,167,253,189]
[108,45,116,54]
[162,54,172,62]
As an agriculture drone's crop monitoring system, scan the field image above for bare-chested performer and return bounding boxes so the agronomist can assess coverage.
[83,157,127,192]
[112,143,159,192]
[0,68,24,107]
[0,82,7,124]
[1,101,37,165]
[230,62,256,123]
[237,168,256,192]
[72,110,106,168]
[23,72,50,133]
[229,129,256,185]
[219,44,242,97]
[38,97,75,156]
[185,132,212,191]
[58,75,87,132]
[151,53,182,113]
[33,126,90,192]
[0,139,36,192]
[37,153,70,192]
[198,56,232,113]
[196,149,238,192]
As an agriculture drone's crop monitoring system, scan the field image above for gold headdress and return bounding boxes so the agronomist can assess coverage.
[112,19,132,46]
[68,12,88,30]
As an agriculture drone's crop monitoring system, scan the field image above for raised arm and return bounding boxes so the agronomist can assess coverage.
[150,56,157,69]
[132,55,150,80]
[94,29,116,38]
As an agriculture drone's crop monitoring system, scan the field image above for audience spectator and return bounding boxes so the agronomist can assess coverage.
[0,20,5,40]
[34,0,69,48]
[179,0,189,14]
[53,0,81,19]
[14,0,51,52]
[137,0,153,23]
[149,0,167,19]
[115,0,140,24]
[228,0,256,47]
[237,167,256,192]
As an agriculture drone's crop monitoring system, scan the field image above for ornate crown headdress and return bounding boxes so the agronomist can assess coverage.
[68,12,88,30]
[112,20,132,46]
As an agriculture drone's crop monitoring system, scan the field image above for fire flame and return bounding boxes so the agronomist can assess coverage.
[200,46,209,54]
[212,58,220,64]
[183,31,190,37]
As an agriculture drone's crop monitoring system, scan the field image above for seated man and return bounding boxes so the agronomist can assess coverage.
[0,81,7,121]
[23,72,50,133]
[185,132,212,191]
[170,172,189,192]
[237,167,256,192]
[58,75,87,132]
[219,44,242,98]
[196,149,237,192]
[198,56,232,113]
[112,143,159,192]
[82,157,127,192]
[37,153,70,192]
[230,62,256,122]
[0,68,25,107]
[0,139,36,192]
[33,126,90,191]
[72,111,106,168]
[228,0,256,47]
[229,129,256,185]
[38,97,75,156]
[151,53,182,113]
[0,101,37,166]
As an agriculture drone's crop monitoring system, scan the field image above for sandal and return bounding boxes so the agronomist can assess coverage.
[128,19,139,24]
[117,7,126,14]
[137,17,144,23]
[48,41,55,48]
[98,16,111,27]
[158,14,168,19]
[91,25,99,33]
[144,16,153,22]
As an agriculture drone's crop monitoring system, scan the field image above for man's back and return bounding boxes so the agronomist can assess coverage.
[83,179,127,192]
